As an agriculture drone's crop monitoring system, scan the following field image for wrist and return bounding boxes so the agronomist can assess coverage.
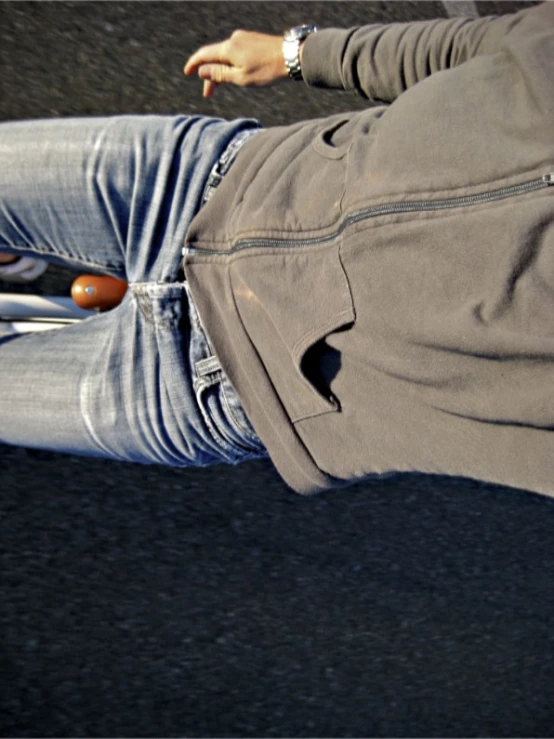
[273,34,289,79]
[298,39,306,67]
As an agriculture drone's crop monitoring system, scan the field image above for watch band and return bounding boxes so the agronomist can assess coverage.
[283,25,318,80]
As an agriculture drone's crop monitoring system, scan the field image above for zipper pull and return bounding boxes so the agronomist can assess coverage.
[542,173,554,185]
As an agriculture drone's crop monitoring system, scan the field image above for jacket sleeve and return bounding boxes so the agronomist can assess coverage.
[300,4,542,103]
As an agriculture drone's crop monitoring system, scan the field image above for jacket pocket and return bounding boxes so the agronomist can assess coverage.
[230,243,355,423]
[312,116,353,160]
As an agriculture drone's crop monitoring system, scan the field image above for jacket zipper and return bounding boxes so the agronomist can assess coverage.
[186,172,554,256]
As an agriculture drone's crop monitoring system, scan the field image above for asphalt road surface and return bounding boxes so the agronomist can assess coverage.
[1,2,553,737]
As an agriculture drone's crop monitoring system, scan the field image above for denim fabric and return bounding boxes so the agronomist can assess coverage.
[0,115,266,467]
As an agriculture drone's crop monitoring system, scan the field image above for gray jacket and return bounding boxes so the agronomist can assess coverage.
[183,3,554,496]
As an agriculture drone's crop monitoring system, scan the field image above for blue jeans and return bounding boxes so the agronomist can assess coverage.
[0,115,266,467]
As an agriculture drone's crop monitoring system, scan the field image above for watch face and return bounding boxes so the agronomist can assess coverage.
[288,24,316,41]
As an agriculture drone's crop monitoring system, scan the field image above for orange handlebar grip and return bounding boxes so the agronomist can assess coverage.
[71,275,128,311]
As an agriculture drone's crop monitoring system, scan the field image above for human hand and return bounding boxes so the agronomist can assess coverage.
[184,30,288,98]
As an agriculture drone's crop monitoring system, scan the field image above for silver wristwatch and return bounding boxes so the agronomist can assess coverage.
[283,25,318,80]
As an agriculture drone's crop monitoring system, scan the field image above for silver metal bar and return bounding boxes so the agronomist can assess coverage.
[0,294,93,320]
[0,319,78,334]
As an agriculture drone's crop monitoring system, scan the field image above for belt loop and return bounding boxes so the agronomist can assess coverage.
[195,355,222,377]
[201,127,260,206]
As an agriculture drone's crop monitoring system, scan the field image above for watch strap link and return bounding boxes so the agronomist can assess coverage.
[283,25,318,81]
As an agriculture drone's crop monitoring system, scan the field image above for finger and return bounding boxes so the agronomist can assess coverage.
[203,79,218,98]
[198,63,237,86]
[184,41,229,75]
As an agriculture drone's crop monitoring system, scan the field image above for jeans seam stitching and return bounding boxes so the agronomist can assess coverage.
[219,379,261,448]
[195,379,241,459]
